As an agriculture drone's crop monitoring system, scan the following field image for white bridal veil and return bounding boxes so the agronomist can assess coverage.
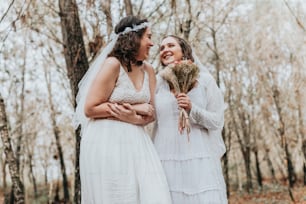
[74,22,150,134]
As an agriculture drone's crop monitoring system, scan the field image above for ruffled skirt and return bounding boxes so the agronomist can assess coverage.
[160,157,227,204]
[154,125,228,204]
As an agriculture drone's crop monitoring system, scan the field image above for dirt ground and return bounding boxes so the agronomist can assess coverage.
[0,186,305,203]
[228,186,306,204]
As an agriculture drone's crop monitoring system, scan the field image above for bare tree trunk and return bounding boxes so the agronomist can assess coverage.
[15,51,26,174]
[58,1,89,203]
[271,85,296,202]
[0,0,15,25]
[284,142,296,188]
[101,0,113,37]
[206,3,233,86]
[254,146,262,188]
[271,86,297,188]
[43,64,70,202]
[59,0,89,98]
[27,152,38,199]
[253,130,262,188]
[0,95,25,204]
[222,128,230,197]
[303,140,306,185]
[233,150,242,191]
[283,0,306,32]
[181,0,191,40]
[25,135,38,200]
[124,0,133,15]
[209,13,230,196]
[264,148,277,183]
[240,124,252,191]
[296,90,306,185]
[1,153,7,190]
[242,144,252,192]
[210,29,221,85]
[229,99,252,193]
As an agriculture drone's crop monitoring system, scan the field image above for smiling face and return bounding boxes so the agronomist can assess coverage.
[136,27,154,61]
[159,36,183,66]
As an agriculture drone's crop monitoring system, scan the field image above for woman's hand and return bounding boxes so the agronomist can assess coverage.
[131,103,155,116]
[107,103,154,125]
[176,93,192,112]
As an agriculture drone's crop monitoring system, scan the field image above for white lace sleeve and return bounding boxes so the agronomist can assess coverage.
[189,74,224,130]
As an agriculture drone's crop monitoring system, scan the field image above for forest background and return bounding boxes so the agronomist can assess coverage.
[0,0,305,203]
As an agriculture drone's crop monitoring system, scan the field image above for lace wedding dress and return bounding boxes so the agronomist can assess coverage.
[80,66,171,204]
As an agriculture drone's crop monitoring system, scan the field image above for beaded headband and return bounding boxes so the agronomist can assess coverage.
[117,22,150,36]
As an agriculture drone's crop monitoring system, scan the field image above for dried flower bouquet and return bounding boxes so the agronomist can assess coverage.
[159,60,200,142]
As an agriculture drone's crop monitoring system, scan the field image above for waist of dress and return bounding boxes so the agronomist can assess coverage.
[157,119,206,128]
[89,118,144,128]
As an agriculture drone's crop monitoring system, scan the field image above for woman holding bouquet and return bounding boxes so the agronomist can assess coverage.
[154,35,228,204]
[76,16,171,203]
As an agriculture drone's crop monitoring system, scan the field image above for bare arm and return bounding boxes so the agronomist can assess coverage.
[84,57,120,118]
[84,58,154,125]
[107,103,153,125]
[139,62,157,124]
[131,103,154,116]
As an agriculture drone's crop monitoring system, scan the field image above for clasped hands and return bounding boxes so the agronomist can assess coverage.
[107,102,155,125]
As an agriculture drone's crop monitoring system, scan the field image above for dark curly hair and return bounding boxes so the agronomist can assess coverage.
[108,16,148,72]
[161,35,194,66]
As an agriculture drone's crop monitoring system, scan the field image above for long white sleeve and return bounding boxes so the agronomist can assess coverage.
[189,74,224,130]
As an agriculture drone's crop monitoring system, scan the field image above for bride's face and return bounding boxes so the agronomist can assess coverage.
[136,28,154,61]
[159,37,183,66]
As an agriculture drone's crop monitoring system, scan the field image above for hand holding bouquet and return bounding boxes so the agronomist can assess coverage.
[159,60,200,142]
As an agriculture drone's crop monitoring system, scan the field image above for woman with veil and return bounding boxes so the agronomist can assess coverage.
[153,35,228,204]
[75,16,171,204]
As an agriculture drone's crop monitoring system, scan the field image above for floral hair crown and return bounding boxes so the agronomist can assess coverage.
[118,22,150,35]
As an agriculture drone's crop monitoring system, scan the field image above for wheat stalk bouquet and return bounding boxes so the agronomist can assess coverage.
[159,60,200,142]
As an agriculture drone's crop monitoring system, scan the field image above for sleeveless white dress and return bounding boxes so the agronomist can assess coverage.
[80,66,171,204]
[154,73,228,204]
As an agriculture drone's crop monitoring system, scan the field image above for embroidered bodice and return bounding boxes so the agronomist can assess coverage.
[109,66,150,104]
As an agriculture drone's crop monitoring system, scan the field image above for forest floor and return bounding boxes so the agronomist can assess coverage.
[0,185,305,203]
[228,185,306,204]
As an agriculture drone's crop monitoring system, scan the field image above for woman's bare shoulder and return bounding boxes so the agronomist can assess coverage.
[143,61,155,75]
[103,57,121,69]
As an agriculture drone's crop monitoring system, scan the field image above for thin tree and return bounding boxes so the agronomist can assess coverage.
[0,94,25,204]
[181,0,192,40]
[101,0,113,37]
[0,0,15,25]
[204,1,235,195]
[124,0,133,15]
[43,64,70,202]
[58,0,89,203]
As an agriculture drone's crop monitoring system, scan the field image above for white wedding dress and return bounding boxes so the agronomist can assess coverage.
[80,66,171,204]
[154,73,228,204]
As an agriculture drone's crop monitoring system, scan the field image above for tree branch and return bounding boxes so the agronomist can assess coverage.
[0,0,15,25]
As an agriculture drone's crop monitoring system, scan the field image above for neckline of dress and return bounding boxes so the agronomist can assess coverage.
[120,65,146,92]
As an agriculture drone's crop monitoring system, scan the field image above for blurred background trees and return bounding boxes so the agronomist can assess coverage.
[0,0,305,203]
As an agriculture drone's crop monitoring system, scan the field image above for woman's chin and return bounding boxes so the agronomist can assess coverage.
[162,60,174,66]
